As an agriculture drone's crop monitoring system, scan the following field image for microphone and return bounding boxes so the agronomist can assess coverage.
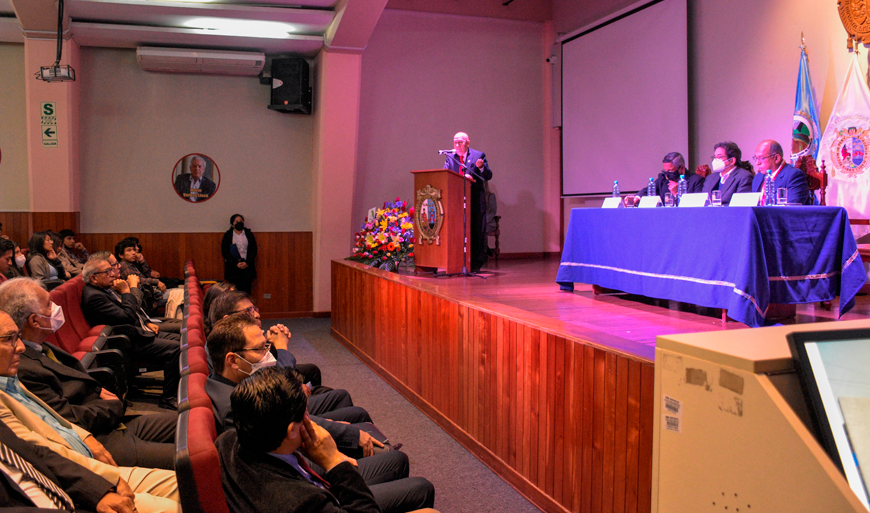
[438,149,455,155]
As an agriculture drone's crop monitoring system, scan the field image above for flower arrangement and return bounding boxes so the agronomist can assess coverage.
[347,198,415,271]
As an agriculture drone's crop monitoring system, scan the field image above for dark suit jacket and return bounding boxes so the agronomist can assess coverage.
[221,228,258,280]
[636,172,704,203]
[216,429,380,513]
[751,163,812,205]
[443,148,492,212]
[17,343,124,435]
[0,420,114,511]
[702,168,754,205]
[206,369,360,450]
[81,284,143,329]
[174,173,216,201]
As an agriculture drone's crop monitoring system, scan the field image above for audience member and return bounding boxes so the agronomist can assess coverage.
[115,239,167,312]
[0,309,182,512]
[206,314,386,462]
[628,152,704,205]
[0,238,13,284]
[0,277,177,470]
[57,229,89,277]
[751,139,812,205]
[222,214,257,293]
[80,255,180,410]
[203,281,235,320]
[216,366,435,513]
[0,222,6,239]
[7,242,26,279]
[0,420,137,512]
[25,231,68,283]
[702,141,754,205]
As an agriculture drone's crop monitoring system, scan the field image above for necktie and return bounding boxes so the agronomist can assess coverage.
[43,347,60,364]
[296,453,331,489]
[0,441,74,510]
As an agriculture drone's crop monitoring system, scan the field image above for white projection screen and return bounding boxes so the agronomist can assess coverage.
[561,0,688,196]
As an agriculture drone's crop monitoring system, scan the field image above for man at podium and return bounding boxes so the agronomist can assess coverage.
[443,132,492,273]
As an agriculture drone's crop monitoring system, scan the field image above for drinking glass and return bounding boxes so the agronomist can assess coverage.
[711,190,722,207]
[664,193,675,207]
[776,188,788,206]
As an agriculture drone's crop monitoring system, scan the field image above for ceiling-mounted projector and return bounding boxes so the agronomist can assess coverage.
[37,65,76,83]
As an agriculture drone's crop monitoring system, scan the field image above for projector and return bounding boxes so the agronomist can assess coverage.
[37,65,76,82]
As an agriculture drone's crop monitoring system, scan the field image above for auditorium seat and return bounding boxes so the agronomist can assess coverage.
[175,406,230,513]
[178,372,212,412]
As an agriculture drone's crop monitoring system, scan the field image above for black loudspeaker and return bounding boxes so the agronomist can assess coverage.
[268,57,312,115]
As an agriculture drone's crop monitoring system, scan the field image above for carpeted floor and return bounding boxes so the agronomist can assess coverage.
[269,317,543,513]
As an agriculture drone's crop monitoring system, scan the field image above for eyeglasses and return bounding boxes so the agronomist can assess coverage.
[233,305,259,315]
[239,342,271,354]
[752,154,775,163]
[711,155,731,161]
[0,331,21,346]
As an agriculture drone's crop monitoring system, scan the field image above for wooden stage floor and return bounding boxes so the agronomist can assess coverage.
[396,255,869,361]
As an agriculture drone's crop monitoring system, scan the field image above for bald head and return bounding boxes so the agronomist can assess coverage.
[453,132,470,156]
[754,139,785,173]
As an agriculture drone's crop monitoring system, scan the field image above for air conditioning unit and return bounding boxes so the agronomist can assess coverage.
[136,47,265,76]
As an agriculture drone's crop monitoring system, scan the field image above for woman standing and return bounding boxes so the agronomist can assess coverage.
[221,214,257,293]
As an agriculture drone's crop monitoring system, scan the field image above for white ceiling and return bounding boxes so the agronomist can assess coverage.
[0,0,376,56]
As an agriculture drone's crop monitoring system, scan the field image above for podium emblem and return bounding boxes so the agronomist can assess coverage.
[415,185,444,244]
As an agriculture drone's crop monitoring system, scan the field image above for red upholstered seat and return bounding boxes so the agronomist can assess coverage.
[187,330,206,349]
[187,346,209,376]
[52,276,108,340]
[176,406,230,513]
[179,372,212,412]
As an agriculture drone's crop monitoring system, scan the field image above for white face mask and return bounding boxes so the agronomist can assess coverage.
[36,302,65,333]
[711,158,727,173]
[236,350,277,376]
[15,255,25,268]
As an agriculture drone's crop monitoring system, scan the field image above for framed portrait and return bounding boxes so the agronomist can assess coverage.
[172,153,221,203]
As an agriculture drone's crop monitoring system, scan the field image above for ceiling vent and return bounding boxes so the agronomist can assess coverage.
[136,47,265,76]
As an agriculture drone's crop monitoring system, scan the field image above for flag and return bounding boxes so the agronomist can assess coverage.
[791,45,821,162]
[819,52,870,238]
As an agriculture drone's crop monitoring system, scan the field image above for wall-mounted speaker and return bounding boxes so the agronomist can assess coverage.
[268,57,312,115]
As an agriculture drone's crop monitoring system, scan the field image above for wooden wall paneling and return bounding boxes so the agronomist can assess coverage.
[330,262,656,513]
[0,212,31,248]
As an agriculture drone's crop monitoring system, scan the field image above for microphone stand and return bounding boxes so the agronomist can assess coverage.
[432,152,487,280]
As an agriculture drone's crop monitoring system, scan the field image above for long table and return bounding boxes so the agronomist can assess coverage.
[556,206,867,327]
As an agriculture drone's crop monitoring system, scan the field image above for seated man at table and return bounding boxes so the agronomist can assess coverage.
[702,141,754,205]
[750,140,811,205]
[216,366,436,513]
[627,152,704,205]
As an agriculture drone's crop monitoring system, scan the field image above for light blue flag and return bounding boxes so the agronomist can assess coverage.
[791,45,821,162]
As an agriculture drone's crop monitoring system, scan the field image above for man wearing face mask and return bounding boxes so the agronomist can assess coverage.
[0,277,178,470]
[629,152,704,205]
[702,141,754,205]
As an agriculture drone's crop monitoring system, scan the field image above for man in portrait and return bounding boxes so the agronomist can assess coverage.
[174,155,217,202]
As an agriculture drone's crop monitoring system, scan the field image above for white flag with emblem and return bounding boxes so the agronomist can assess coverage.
[820,52,870,238]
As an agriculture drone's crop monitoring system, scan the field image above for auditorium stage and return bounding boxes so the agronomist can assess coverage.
[330,256,868,513]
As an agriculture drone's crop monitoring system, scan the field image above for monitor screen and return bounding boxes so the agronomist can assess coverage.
[788,328,870,510]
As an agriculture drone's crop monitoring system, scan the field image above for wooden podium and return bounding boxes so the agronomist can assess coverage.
[411,168,472,274]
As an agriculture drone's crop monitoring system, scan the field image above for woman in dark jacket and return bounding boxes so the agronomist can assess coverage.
[221,214,257,293]
[26,231,69,283]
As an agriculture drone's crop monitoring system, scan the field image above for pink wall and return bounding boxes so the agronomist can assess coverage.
[357,9,547,255]
[387,0,552,23]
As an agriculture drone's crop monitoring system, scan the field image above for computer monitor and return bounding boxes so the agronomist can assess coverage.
[788,328,870,510]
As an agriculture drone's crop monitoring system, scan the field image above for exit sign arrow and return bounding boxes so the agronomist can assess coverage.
[43,127,55,138]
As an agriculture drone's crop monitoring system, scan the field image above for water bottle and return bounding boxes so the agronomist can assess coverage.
[677,174,687,202]
[647,177,655,198]
[612,180,620,198]
[764,170,774,205]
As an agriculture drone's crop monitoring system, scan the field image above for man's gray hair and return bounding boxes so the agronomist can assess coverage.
[83,252,111,283]
[768,140,784,157]
[662,152,685,169]
[0,277,46,329]
[191,155,206,167]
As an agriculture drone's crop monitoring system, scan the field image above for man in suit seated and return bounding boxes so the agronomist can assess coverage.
[0,420,137,512]
[80,255,180,410]
[0,277,177,470]
[174,155,216,202]
[0,309,181,512]
[207,314,435,512]
[702,141,754,205]
[751,139,812,205]
[217,366,436,513]
[627,152,704,206]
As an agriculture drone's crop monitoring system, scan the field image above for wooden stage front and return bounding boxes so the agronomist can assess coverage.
[330,257,869,513]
